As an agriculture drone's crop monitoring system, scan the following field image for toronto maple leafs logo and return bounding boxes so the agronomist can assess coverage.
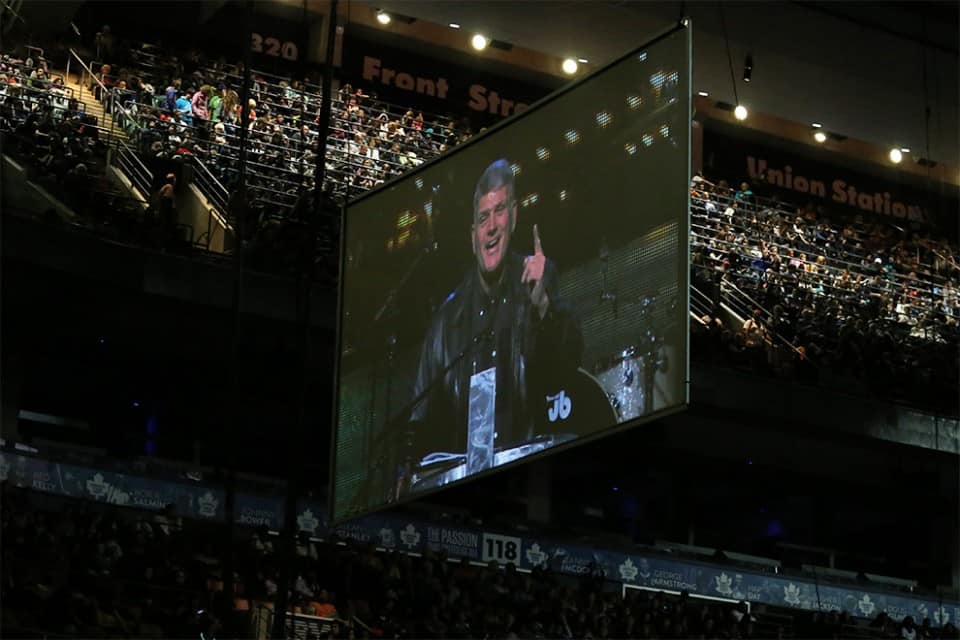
[618,558,639,582]
[297,509,319,533]
[399,524,420,548]
[197,491,219,518]
[857,595,876,616]
[525,543,547,567]
[86,473,109,498]
[0,454,8,482]
[715,572,733,596]
[933,606,950,626]
[379,528,396,548]
[783,583,801,606]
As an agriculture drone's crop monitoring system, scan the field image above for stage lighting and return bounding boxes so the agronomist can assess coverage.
[889,148,903,164]
[472,34,488,50]
[734,105,748,120]
[562,58,579,75]
[900,147,911,154]
[448,22,461,29]
[813,131,827,143]
[811,122,822,128]
[376,11,391,25]
[577,57,589,64]
[697,91,709,97]
[743,54,753,82]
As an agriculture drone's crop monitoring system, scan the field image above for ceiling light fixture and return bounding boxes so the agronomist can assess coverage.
[734,105,748,121]
[562,58,578,75]
[471,34,488,51]
[889,148,903,164]
[376,11,391,25]
[813,131,827,143]
[448,22,461,29]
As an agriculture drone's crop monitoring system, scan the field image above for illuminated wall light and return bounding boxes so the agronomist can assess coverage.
[889,148,903,164]
[900,147,911,153]
[642,134,654,147]
[659,124,670,138]
[813,131,827,143]
[471,34,488,50]
[424,201,433,215]
[510,162,522,176]
[624,142,637,156]
[562,58,579,75]
[638,51,648,62]
[564,129,581,144]
[560,190,568,201]
[577,57,588,64]
[811,122,823,128]
[448,22,461,29]
[415,177,424,190]
[376,11,391,25]
[627,95,642,110]
[650,71,666,89]
[734,105,748,120]
[521,193,540,208]
[595,111,612,128]
[697,91,709,97]
[668,71,678,83]
[536,146,551,161]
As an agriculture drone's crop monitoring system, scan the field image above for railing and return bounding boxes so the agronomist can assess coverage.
[191,156,230,219]
[690,280,714,319]
[68,48,141,143]
[719,273,812,361]
[112,139,152,201]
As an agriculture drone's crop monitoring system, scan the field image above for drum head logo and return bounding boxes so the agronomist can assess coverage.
[546,391,572,422]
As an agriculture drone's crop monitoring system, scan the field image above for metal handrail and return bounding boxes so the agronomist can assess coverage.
[690,199,951,290]
[114,140,153,201]
[68,48,141,137]
[719,276,816,361]
[190,157,231,229]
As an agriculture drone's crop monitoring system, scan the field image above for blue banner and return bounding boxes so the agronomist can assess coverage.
[2,449,956,625]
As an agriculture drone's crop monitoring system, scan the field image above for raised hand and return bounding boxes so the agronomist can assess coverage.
[521,224,550,318]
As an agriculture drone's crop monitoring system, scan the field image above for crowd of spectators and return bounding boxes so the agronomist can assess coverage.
[689,175,959,411]
[5,481,958,640]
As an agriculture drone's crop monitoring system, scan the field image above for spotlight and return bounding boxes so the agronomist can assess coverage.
[577,57,589,64]
[900,148,911,153]
[471,34,488,50]
[813,131,827,143]
[743,54,753,83]
[889,148,903,164]
[734,105,748,120]
[448,22,461,29]
[697,91,709,97]
[376,11,391,25]
[562,58,579,75]
[811,122,823,128]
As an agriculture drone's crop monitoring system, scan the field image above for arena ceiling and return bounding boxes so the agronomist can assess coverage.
[365,0,960,171]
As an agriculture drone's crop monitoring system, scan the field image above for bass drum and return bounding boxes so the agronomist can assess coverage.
[532,367,618,437]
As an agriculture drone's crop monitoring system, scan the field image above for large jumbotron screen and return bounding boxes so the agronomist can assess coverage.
[332,23,691,523]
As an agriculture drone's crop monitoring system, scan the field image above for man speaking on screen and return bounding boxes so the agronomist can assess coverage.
[408,158,583,477]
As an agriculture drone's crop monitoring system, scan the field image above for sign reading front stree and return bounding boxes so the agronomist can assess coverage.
[362,55,532,118]
[341,25,558,125]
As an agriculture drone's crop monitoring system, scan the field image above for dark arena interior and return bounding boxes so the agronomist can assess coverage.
[0,1,958,639]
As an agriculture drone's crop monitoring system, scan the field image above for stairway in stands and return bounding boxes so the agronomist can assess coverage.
[61,71,129,147]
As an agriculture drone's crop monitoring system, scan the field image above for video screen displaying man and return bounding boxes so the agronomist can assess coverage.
[334,25,690,523]
[408,159,583,481]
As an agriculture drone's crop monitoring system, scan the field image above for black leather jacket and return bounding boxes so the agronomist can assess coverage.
[409,252,583,457]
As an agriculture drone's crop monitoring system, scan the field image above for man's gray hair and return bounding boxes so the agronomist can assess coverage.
[473,158,515,223]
